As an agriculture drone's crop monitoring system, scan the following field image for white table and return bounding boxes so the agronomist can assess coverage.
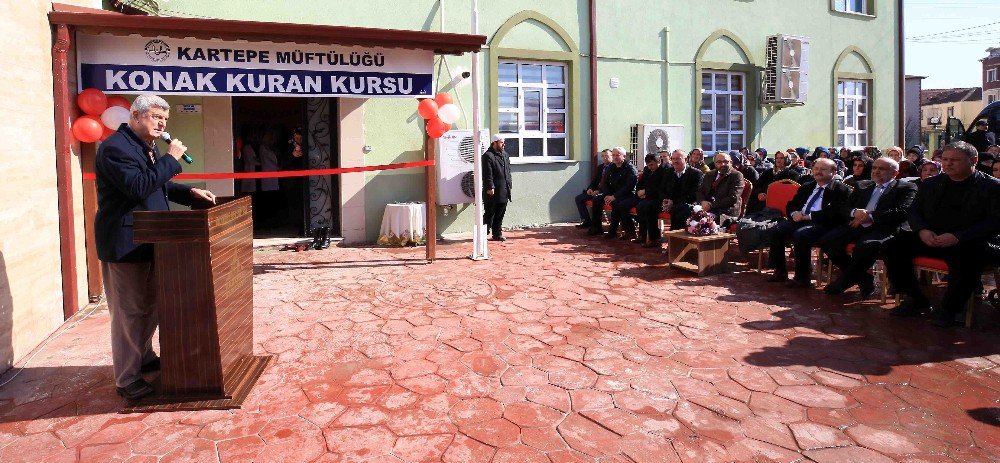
[377,202,427,246]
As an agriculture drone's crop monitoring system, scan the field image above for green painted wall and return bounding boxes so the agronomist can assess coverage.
[159,0,899,240]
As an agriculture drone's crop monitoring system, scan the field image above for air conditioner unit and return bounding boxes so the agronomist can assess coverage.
[762,34,810,106]
[629,124,685,163]
[436,129,489,205]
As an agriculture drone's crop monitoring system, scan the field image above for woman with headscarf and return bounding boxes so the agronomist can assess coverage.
[914,161,941,187]
[897,145,924,178]
[842,153,872,189]
[729,150,759,185]
[689,148,711,174]
[885,146,903,163]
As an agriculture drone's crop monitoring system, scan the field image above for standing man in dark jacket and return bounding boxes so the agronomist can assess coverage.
[630,154,667,245]
[483,135,513,241]
[967,119,996,155]
[660,149,705,230]
[822,157,917,299]
[588,147,637,236]
[95,94,217,401]
[574,149,612,228]
[766,158,851,287]
[884,142,1000,326]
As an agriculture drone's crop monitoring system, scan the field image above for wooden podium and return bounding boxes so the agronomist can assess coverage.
[126,196,270,412]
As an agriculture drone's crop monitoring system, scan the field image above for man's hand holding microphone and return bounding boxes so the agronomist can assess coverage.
[163,134,216,205]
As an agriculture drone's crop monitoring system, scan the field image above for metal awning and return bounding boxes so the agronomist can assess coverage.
[49,3,486,55]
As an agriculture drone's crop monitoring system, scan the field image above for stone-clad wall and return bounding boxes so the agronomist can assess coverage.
[0,0,97,372]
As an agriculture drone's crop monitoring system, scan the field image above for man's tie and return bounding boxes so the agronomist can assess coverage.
[803,186,824,213]
[864,183,886,212]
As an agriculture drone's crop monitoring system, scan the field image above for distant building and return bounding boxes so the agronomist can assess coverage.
[921,87,983,131]
[983,47,1000,106]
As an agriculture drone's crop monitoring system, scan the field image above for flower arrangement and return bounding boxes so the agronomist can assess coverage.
[686,205,720,236]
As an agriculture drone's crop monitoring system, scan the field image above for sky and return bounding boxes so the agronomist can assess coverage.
[905,0,1000,90]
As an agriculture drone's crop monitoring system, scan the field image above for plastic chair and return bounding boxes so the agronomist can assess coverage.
[889,257,1000,328]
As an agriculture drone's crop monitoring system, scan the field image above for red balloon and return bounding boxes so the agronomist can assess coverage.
[72,115,104,143]
[426,117,450,138]
[417,98,438,120]
[106,95,131,110]
[433,93,453,107]
[100,125,115,141]
[77,88,108,116]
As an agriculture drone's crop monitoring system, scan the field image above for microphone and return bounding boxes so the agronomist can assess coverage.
[159,132,194,164]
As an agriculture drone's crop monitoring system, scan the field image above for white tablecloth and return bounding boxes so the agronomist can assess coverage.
[377,202,427,246]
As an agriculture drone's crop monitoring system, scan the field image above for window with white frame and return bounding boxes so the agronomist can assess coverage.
[834,0,869,15]
[837,79,869,148]
[700,71,746,154]
[497,60,568,161]
[988,68,998,83]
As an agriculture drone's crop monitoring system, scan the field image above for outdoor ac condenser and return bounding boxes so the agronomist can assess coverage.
[762,34,810,106]
[629,124,685,163]
[436,129,490,205]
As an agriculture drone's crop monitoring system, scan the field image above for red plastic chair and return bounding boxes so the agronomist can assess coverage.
[890,257,1000,328]
[764,180,800,217]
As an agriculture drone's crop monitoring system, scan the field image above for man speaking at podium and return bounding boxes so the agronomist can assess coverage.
[94,94,217,401]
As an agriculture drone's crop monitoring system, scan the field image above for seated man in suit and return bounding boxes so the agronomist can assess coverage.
[696,152,745,220]
[588,147,638,237]
[883,142,1000,327]
[821,157,917,299]
[766,158,851,287]
[660,149,705,231]
[632,153,667,246]
[575,149,613,228]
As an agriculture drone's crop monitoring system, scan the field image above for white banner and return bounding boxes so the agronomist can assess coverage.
[76,33,435,98]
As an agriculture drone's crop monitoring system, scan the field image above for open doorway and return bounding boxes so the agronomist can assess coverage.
[231,97,340,238]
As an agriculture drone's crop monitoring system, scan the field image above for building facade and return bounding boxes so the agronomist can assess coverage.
[0,0,902,369]
[920,87,983,138]
[983,47,1000,106]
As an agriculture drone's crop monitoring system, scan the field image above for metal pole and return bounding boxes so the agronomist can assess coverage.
[470,0,489,260]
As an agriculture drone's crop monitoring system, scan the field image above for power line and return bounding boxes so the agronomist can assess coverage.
[907,20,1000,40]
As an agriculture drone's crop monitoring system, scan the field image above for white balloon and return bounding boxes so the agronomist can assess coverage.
[100,106,130,130]
[437,104,461,125]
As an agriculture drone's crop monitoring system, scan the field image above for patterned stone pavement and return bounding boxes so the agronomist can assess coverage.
[0,226,998,462]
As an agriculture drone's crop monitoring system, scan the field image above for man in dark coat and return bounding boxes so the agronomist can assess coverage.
[966,119,996,155]
[696,152,745,219]
[95,94,216,401]
[482,135,513,241]
[884,142,1000,327]
[821,157,917,299]
[574,149,612,228]
[766,158,851,287]
[588,147,637,237]
[660,149,705,230]
[629,154,667,245]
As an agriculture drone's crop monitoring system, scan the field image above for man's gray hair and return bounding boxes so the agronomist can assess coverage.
[943,141,979,159]
[875,156,899,172]
[612,146,627,156]
[672,149,687,158]
[130,94,170,115]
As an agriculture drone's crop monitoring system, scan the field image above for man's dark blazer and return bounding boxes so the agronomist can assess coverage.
[482,147,512,203]
[95,124,193,263]
[661,166,704,205]
[909,171,1000,242]
[696,169,745,217]
[603,161,638,198]
[784,179,852,227]
[586,162,611,191]
[844,179,917,235]
[636,165,667,203]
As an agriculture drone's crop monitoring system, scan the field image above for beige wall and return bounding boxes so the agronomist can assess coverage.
[0,0,98,372]
[921,100,985,131]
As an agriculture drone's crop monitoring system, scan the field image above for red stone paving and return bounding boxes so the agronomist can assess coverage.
[0,226,998,462]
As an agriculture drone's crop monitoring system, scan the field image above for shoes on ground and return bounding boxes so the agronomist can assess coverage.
[116,379,154,401]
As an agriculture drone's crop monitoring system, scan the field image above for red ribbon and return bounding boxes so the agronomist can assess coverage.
[81,159,434,181]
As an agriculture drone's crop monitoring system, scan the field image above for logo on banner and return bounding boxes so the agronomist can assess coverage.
[144,40,170,62]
